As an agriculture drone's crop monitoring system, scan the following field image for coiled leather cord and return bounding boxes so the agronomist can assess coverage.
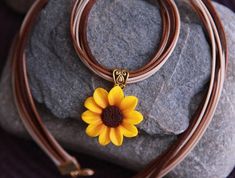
[71,0,181,83]
[11,0,227,178]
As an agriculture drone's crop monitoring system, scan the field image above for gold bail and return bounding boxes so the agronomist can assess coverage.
[113,69,129,89]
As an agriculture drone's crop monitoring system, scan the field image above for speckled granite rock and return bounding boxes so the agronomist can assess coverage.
[4,0,35,13]
[0,1,234,178]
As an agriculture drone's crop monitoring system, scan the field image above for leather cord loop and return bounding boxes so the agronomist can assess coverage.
[70,0,181,83]
[11,0,227,178]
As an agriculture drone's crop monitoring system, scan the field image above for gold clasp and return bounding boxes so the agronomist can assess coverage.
[113,69,129,89]
[58,160,94,177]
[70,169,94,177]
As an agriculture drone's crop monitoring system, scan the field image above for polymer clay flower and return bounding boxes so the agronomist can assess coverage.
[81,86,143,146]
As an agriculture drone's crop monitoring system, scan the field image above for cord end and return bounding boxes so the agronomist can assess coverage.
[70,168,95,177]
[58,160,94,177]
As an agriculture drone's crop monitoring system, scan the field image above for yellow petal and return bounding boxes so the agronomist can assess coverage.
[84,97,102,114]
[110,127,123,146]
[86,123,104,137]
[108,86,124,106]
[124,111,143,125]
[120,120,138,138]
[81,110,102,124]
[98,126,111,146]
[120,96,138,111]
[93,88,109,109]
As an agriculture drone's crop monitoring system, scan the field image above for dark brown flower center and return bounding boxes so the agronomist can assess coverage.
[101,106,123,127]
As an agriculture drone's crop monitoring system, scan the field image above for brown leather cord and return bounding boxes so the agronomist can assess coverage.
[11,0,94,177]
[133,0,228,177]
[11,0,227,178]
[71,0,181,83]
[78,0,171,74]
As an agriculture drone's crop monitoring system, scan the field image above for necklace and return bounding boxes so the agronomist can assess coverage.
[11,0,227,177]
[70,0,180,146]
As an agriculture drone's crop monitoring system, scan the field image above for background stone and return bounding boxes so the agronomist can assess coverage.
[25,0,211,136]
[0,1,234,178]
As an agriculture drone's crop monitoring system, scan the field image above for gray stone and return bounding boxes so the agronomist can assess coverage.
[0,1,234,178]
[26,0,211,136]
[4,0,35,14]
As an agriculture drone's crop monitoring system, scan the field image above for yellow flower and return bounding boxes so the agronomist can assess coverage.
[81,86,143,146]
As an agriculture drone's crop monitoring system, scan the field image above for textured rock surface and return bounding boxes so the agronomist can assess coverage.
[4,0,35,13]
[26,0,211,136]
[0,1,234,178]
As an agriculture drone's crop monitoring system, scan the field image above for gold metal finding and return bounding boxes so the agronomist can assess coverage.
[70,169,95,177]
[113,69,129,89]
[58,160,94,177]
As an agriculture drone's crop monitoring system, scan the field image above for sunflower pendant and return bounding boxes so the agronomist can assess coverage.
[81,69,143,146]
